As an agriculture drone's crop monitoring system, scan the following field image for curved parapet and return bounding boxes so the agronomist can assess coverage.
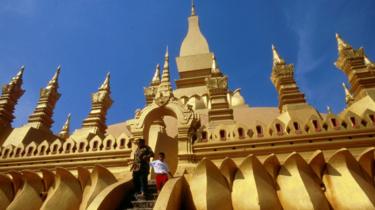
[77,167,91,192]
[277,152,330,210]
[219,157,237,190]
[263,153,280,182]
[188,158,232,210]
[232,155,281,210]
[308,150,326,180]
[41,169,55,194]
[87,174,133,210]
[40,168,82,210]
[79,165,117,210]
[7,171,44,210]
[0,174,14,210]
[357,147,375,184]
[8,171,23,196]
[154,176,187,210]
[323,148,375,209]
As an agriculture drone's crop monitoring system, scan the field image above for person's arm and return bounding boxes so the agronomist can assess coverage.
[165,163,173,178]
[143,146,154,160]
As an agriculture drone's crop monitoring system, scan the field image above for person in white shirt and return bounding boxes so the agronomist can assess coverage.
[150,152,173,192]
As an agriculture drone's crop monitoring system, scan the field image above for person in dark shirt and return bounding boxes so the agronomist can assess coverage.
[130,138,154,197]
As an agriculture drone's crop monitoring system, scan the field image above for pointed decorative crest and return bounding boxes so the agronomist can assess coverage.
[151,64,161,85]
[99,72,111,91]
[335,33,351,51]
[46,66,60,90]
[272,44,285,66]
[211,54,221,75]
[163,46,169,69]
[28,66,61,129]
[0,67,25,127]
[9,65,25,86]
[59,113,71,139]
[191,0,196,16]
[342,82,354,105]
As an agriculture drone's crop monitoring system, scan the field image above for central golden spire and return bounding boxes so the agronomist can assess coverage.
[179,2,210,56]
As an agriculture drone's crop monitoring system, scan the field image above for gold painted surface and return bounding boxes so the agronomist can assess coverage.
[323,149,375,209]
[189,158,232,210]
[41,168,82,210]
[277,152,330,210]
[0,174,13,210]
[232,155,282,210]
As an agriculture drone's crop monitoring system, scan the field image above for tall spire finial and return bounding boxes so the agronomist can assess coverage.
[100,72,111,91]
[0,67,25,128]
[28,66,61,130]
[163,46,169,69]
[272,44,285,66]
[342,82,354,105]
[46,65,61,90]
[9,65,25,86]
[191,0,196,16]
[81,73,113,137]
[151,64,161,85]
[335,33,351,51]
[211,54,221,75]
[59,113,71,140]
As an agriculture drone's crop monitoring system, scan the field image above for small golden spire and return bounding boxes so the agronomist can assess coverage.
[9,65,25,85]
[163,46,169,70]
[16,65,25,79]
[211,54,221,75]
[59,113,71,139]
[335,33,351,51]
[151,64,161,85]
[272,44,285,66]
[46,65,61,90]
[99,72,111,91]
[342,82,354,105]
[326,106,332,114]
[191,0,196,16]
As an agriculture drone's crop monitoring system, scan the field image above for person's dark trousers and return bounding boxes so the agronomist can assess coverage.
[139,171,149,194]
[132,170,149,194]
[132,171,141,193]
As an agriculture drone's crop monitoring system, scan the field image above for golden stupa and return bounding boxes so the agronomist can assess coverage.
[0,3,374,210]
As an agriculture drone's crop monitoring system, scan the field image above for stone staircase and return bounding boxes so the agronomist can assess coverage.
[126,180,158,210]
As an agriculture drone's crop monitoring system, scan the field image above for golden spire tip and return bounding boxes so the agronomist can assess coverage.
[100,72,111,90]
[191,0,196,16]
[165,46,169,58]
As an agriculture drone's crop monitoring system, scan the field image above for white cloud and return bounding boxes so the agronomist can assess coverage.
[0,0,37,16]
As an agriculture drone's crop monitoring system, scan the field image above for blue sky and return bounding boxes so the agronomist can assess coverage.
[0,0,374,133]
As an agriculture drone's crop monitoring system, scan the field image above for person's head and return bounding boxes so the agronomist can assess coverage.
[136,138,145,147]
[158,152,165,161]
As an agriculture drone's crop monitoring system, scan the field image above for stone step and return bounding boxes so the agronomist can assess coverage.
[131,200,156,208]
[126,208,153,210]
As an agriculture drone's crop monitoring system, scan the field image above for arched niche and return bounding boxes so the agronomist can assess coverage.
[129,101,200,173]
